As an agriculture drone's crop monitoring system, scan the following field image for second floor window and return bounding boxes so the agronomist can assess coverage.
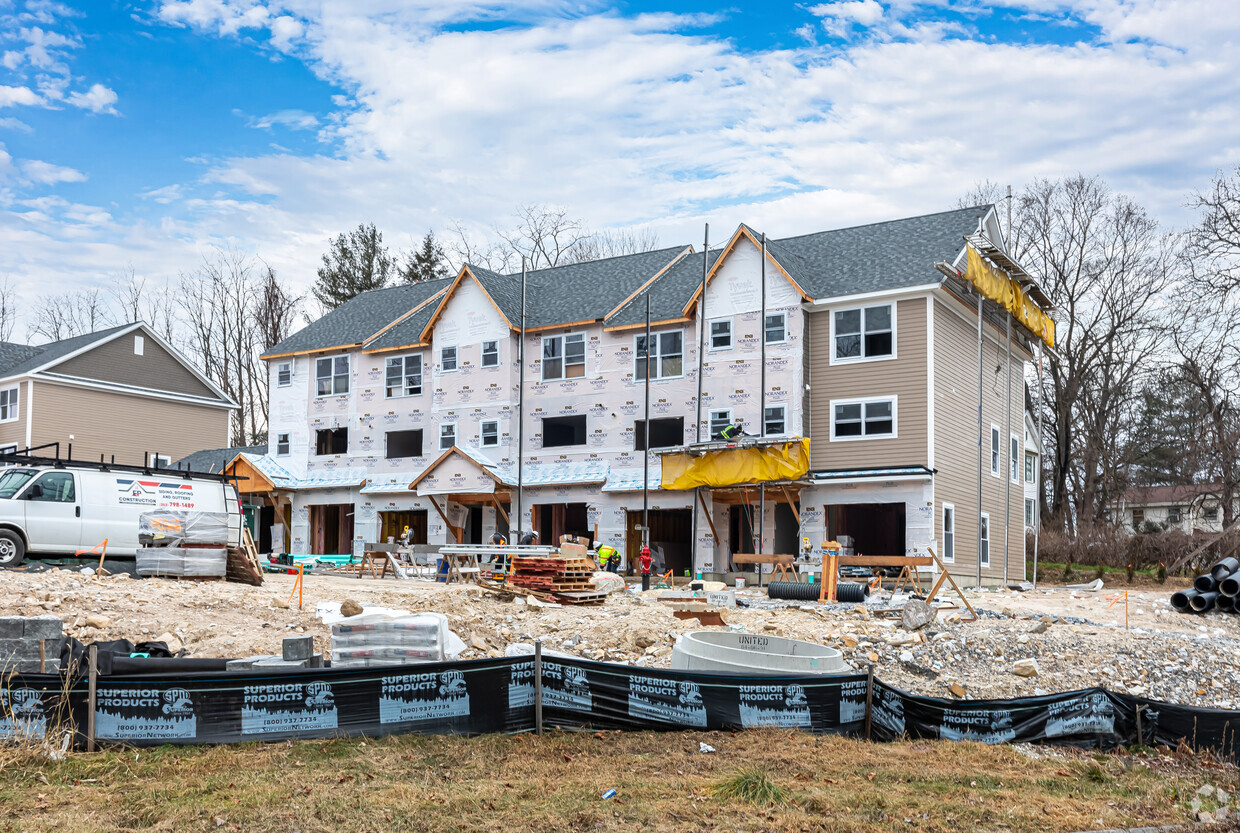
[635,330,683,380]
[0,386,17,422]
[1010,435,1020,483]
[385,354,423,397]
[481,420,499,447]
[276,362,291,387]
[833,303,893,361]
[991,425,1001,477]
[315,356,349,396]
[765,312,787,344]
[763,405,786,436]
[543,415,587,448]
[709,409,732,438]
[440,423,456,451]
[315,427,348,455]
[1025,452,1036,482]
[634,417,683,451]
[832,398,894,439]
[710,319,732,350]
[542,333,585,380]
[481,340,499,367]
[276,433,290,456]
[387,429,423,458]
[441,346,458,372]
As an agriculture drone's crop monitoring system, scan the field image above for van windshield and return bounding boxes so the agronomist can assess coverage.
[0,468,36,499]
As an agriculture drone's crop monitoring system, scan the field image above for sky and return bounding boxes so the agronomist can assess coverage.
[1,0,1238,336]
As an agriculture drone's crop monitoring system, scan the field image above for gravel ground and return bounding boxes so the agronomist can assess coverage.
[2,566,1237,708]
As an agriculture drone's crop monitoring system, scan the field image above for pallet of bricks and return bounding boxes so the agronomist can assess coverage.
[508,536,607,605]
[136,510,229,580]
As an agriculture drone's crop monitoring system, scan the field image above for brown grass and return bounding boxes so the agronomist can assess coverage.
[0,730,1230,832]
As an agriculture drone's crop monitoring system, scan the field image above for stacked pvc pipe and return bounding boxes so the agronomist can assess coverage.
[1171,557,1240,614]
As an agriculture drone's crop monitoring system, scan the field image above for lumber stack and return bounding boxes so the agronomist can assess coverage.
[509,557,607,605]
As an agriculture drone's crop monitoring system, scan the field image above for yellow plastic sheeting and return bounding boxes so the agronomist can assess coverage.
[965,245,1056,349]
[660,439,810,490]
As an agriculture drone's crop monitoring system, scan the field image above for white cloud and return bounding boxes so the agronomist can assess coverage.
[66,82,118,114]
[246,108,318,131]
[0,84,39,107]
[809,0,886,34]
[139,184,184,204]
[20,159,85,184]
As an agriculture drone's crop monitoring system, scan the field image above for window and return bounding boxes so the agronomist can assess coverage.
[634,417,683,451]
[440,424,456,451]
[0,386,17,422]
[709,410,732,438]
[0,444,15,456]
[980,513,990,567]
[385,354,423,397]
[833,304,893,361]
[277,362,292,387]
[148,453,172,468]
[763,405,786,436]
[991,425,1001,477]
[481,341,499,368]
[27,471,74,502]
[635,330,683,380]
[1025,452,1036,483]
[543,415,587,448]
[542,333,586,381]
[942,504,955,563]
[440,346,458,372]
[315,356,349,396]
[133,335,144,356]
[1132,508,1145,529]
[314,427,348,455]
[1167,506,1182,524]
[1010,435,1020,483]
[831,398,895,439]
[386,429,423,459]
[710,319,732,350]
[276,433,290,456]
[1205,506,1219,522]
[764,312,787,344]
[1025,498,1036,528]
[481,420,499,447]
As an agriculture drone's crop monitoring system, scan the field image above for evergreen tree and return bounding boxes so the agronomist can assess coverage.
[401,231,450,283]
[312,223,394,310]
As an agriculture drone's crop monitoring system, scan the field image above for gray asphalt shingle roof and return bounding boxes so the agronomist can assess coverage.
[174,444,267,474]
[606,248,723,328]
[363,296,445,353]
[262,278,452,358]
[0,323,137,378]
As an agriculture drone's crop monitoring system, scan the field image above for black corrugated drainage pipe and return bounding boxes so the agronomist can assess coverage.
[1190,591,1219,613]
[1170,588,1199,612]
[766,581,869,603]
[1210,557,1240,582]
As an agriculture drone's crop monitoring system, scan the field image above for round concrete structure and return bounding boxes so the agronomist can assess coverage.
[671,631,850,676]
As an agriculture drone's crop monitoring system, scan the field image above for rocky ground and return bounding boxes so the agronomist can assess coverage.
[2,565,1237,708]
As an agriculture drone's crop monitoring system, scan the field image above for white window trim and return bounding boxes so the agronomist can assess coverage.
[149,452,172,467]
[540,331,588,382]
[440,345,459,373]
[0,386,18,423]
[980,511,990,567]
[1025,498,1036,528]
[133,335,144,356]
[1010,433,1021,484]
[763,404,787,437]
[990,424,1001,478]
[439,422,456,450]
[828,302,897,366]
[828,395,898,442]
[481,340,499,368]
[480,419,499,447]
[941,502,955,564]
[708,408,733,437]
[385,353,424,399]
[276,362,292,388]
[764,311,788,345]
[276,433,290,456]
[315,356,350,398]
[1025,451,1036,483]
[0,444,16,455]
[708,317,733,351]
[633,329,685,381]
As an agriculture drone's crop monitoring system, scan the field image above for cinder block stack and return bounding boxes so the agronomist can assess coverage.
[0,615,62,674]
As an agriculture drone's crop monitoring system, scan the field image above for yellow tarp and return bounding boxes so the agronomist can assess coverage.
[660,439,810,490]
[965,245,1056,349]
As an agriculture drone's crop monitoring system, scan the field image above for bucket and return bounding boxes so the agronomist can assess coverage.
[735,577,745,589]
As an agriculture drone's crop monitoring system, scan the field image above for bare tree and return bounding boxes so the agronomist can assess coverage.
[449,207,661,273]
[27,287,113,342]
[497,204,592,270]
[567,226,661,263]
[0,276,17,341]
[111,267,180,346]
[251,261,301,431]
[1012,176,1173,532]
[1186,165,1240,297]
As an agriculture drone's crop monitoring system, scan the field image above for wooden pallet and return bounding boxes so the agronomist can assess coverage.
[511,557,596,573]
[552,591,607,605]
[225,528,265,586]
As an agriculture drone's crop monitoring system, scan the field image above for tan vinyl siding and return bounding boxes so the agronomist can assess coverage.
[30,381,229,465]
[0,379,28,449]
[806,297,928,470]
[932,291,1031,583]
[52,332,218,399]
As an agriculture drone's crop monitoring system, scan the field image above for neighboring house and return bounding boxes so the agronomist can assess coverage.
[0,322,238,466]
[259,205,1043,584]
[1116,484,1232,535]
[1023,406,1042,533]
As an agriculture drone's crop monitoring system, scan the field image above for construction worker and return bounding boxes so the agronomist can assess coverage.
[639,544,653,591]
[717,420,747,442]
[491,532,508,574]
[519,529,539,546]
[597,543,620,573]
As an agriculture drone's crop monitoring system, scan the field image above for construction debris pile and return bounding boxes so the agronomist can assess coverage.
[136,510,230,579]
[1171,557,1239,614]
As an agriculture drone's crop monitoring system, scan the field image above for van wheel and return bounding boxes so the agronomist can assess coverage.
[0,530,24,567]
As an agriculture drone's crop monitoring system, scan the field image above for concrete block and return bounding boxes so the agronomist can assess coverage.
[282,635,315,661]
[0,638,36,660]
[253,657,309,668]
[8,659,58,675]
[24,615,63,640]
[0,617,24,639]
[225,655,280,671]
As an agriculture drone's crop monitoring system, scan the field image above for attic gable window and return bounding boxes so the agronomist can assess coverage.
[133,335,144,356]
[315,356,349,396]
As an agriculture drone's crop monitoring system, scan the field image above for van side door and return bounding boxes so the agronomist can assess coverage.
[22,471,83,554]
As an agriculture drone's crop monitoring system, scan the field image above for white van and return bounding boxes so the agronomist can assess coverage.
[0,464,242,567]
